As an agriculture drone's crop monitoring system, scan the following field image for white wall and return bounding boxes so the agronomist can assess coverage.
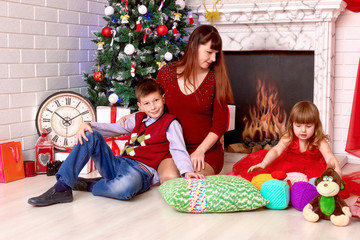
[334,9,360,164]
[0,0,106,160]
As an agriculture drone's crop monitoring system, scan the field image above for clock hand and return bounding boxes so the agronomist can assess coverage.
[54,111,69,123]
[69,111,88,121]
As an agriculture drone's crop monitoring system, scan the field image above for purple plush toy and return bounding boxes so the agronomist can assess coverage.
[290,181,318,211]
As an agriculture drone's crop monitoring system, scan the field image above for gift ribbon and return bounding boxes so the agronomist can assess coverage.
[105,106,130,156]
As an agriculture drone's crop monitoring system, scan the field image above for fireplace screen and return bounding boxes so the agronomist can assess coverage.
[224,51,314,149]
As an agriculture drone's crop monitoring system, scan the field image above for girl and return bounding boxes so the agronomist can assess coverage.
[232,101,341,180]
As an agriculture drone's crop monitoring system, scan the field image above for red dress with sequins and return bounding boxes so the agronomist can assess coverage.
[157,64,228,174]
[232,137,327,181]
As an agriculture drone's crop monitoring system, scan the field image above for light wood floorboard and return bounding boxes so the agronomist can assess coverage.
[1,152,360,240]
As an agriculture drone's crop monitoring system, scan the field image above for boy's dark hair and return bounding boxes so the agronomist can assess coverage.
[135,78,164,101]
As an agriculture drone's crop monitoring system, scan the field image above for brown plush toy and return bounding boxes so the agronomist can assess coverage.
[303,168,352,227]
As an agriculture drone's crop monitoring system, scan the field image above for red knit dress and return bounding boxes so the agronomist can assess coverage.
[232,137,327,181]
[157,64,228,174]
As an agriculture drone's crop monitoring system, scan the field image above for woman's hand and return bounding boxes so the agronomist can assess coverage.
[247,162,267,173]
[190,148,205,172]
[75,122,93,145]
[184,172,206,179]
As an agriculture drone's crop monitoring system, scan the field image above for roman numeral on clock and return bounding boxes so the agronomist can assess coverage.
[52,135,59,143]
[66,97,72,105]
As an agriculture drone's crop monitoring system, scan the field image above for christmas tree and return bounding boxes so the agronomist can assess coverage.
[84,0,194,110]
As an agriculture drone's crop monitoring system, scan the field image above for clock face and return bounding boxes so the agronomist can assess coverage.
[36,91,96,150]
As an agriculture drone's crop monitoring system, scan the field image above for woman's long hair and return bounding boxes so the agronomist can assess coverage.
[285,101,328,149]
[173,25,234,105]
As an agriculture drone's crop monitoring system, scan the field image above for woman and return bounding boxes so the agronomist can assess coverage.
[155,25,234,182]
[121,25,234,182]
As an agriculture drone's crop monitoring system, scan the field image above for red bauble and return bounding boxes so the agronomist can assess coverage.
[93,70,105,82]
[102,26,112,37]
[157,25,168,36]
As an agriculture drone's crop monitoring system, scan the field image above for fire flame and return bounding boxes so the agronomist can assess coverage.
[242,78,287,142]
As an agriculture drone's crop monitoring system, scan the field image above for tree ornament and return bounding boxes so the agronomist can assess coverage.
[174,13,182,21]
[172,23,178,36]
[157,25,168,36]
[121,14,130,24]
[143,28,152,44]
[164,52,173,61]
[110,29,116,46]
[131,62,135,77]
[157,61,166,70]
[108,93,119,104]
[138,5,147,15]
[204,0,221,24]
[175,0,186,10]
[124,43,135,55]
[104,6,115,16]
[97,42,105,50]
[136,17,142,32]
[188,12,194,24]
[93,70,105,82]
[158,0,165,11]
[102,26,112,37]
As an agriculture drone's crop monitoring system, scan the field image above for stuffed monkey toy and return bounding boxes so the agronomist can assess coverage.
[303,168,352,227]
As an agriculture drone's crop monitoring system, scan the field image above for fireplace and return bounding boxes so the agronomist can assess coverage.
[189,0,347,147]
[224,50,314,147]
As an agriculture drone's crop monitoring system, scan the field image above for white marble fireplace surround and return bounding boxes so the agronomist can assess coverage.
[189,0,347,145]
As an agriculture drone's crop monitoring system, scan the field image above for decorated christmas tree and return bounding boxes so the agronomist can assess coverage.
[84,0,194,110]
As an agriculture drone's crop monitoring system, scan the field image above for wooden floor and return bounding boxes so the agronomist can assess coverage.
[1,152,360,240]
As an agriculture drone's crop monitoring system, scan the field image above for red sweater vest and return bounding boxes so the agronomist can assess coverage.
[121,112,176,169]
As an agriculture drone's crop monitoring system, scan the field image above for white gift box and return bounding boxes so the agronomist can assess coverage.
[55,152,95,174]
[96,106,131,155]
[96,106,131,123]
[227,105,236,131]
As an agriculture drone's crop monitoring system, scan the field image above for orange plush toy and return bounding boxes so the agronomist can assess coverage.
[303,168,352,227]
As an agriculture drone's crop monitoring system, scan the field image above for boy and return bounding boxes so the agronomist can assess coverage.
[28,78,204,206]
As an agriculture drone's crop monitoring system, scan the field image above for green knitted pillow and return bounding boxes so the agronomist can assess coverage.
[158,175,269,213]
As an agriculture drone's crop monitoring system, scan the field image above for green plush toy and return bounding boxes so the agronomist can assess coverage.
[159,175,269,213]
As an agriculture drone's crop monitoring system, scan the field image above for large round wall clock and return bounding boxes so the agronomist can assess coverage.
[35,91,96,150]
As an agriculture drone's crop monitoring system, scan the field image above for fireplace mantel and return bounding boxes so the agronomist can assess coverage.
[189,0,347,145]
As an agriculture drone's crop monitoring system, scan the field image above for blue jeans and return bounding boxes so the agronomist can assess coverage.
[56,131,152,200]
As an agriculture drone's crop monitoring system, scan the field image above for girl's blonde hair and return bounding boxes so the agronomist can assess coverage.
[286,101,328,149]
[173,25,234,105]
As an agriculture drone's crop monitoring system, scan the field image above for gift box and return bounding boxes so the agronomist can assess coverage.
[54,152,95,174]
[96,106,131,123]
[96,106,130,156]
[0,141,25,183]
